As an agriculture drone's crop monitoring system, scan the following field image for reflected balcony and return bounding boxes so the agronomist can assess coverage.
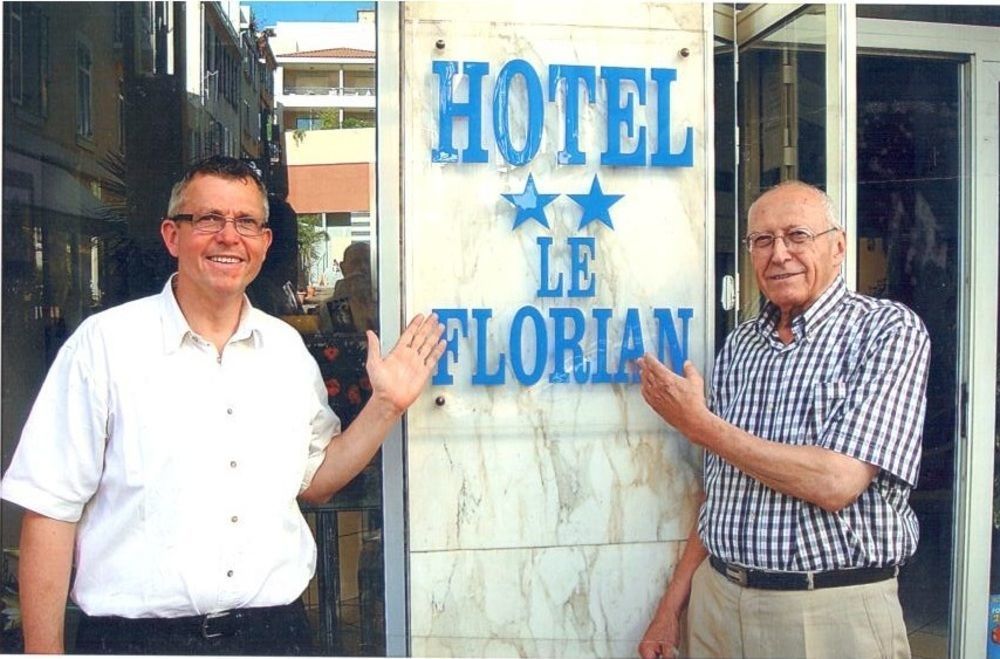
[279,86,376,110]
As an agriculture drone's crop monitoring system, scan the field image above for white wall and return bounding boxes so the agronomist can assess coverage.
[284,128,375,166]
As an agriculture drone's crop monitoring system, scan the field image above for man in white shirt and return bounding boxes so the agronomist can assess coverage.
[0,156,446,655]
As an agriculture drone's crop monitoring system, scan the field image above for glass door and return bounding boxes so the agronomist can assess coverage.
[732,4,838,323]
[854,52,963,659]
[713,5,737,345]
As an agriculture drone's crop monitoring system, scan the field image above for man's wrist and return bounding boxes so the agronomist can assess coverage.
[679,407,715,448]
[368,392,406,422]
[659,583,689,618]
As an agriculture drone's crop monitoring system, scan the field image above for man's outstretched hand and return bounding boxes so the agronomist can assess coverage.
[636,356,708,438]
[365,313,446,416]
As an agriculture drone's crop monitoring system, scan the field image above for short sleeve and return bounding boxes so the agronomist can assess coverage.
[1,332,109,521]
[816,309,930,486]
[299,352,340,493]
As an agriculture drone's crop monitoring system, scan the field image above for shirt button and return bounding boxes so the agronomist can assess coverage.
[226,570,234,577]
[230,460,238,468]
[231,515,239,523]
[226,408,233,415]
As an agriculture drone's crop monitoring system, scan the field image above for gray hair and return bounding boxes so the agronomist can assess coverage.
[748,180,842,231]
[166,156,269,220]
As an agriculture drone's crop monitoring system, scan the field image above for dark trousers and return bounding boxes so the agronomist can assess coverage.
[74,600,315,656]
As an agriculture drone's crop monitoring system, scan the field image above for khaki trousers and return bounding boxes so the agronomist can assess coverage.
[685,559,910,659]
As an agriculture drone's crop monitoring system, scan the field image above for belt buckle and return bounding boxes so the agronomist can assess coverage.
[724,564,748,587]
[201,611,232,639]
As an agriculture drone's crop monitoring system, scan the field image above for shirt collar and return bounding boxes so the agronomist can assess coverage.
[159,275,263,354]
[755,275,848,342]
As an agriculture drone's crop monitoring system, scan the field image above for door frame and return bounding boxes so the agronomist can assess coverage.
[375,3,408,656]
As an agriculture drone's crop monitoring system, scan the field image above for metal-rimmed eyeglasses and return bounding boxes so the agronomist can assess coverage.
[169,213,269,237]
[744,226,840,253]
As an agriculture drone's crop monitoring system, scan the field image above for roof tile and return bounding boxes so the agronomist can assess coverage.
[282,47,375,58]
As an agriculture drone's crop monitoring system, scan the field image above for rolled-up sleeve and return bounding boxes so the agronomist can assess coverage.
[1,333,109,521]
[299,355,340,493]
[816,308,931,486]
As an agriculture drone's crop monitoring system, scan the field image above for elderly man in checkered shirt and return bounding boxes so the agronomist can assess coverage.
[637,181,930,659]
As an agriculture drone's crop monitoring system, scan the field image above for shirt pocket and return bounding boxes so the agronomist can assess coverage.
[812,379,847,442]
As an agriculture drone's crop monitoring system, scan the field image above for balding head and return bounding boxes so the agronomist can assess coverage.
[746,180,846,324]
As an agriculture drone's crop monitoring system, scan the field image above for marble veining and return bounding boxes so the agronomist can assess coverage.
[410,542,685,658]
[401,3,708,656]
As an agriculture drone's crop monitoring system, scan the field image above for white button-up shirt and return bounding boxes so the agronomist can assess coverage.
[1,278,340,618]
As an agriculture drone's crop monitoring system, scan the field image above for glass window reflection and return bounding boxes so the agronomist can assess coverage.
[2,2,383,654]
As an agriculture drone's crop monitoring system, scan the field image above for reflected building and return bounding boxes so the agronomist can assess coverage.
[1,1,279,551]
[3,3,126,496]
[262,14,382,652]
[265,13,376,288]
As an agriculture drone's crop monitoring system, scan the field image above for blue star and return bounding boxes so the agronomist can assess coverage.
[568,175,624,231]
[501,174,559,230]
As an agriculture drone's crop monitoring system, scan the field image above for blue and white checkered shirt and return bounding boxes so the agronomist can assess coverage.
[700,276,931,571]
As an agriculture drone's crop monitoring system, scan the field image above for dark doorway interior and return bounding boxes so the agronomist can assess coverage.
[857,54,962,659]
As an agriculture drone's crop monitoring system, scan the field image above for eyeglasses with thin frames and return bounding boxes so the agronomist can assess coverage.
[168,213,269,237]
[744,227,840,254]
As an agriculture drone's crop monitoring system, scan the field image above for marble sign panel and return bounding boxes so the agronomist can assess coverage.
[410,542,684,657]
[400,2,711,655]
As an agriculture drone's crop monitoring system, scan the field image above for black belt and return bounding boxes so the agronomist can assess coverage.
[81,601,300,640]
[709,555,898,591]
